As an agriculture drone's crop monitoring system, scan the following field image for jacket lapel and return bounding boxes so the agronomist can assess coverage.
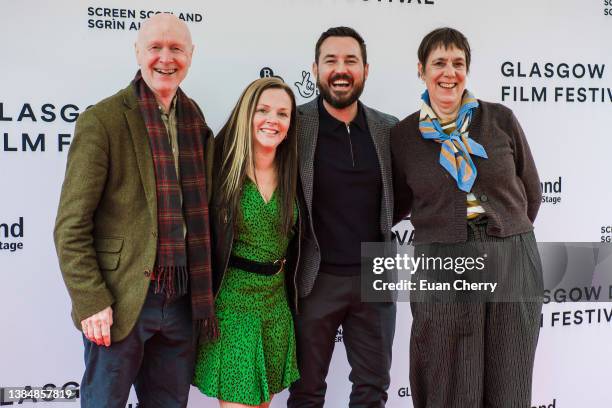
[365,107,388,179]
[123,85,157,222]
[297,100,319,217]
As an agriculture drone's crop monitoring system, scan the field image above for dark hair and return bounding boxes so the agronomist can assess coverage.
[315,26,367,65]
[418,27,471,73]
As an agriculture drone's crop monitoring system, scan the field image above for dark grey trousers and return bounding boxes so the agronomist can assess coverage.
[288,273,396,408]
[410,222,544,408]
[80,286,195,408]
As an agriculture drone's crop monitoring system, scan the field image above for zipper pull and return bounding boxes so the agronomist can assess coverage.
[345,123,355,168]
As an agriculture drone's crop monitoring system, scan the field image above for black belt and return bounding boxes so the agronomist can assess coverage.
[228,255,286,276]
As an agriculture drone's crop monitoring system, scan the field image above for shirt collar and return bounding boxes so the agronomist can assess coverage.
[419,101,438,121]
[159,95,178,116]
[317,96,367,131]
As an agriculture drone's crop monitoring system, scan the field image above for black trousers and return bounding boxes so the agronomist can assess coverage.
[80,286,195,408]
[288,273,396,408]
[410,222,543,408]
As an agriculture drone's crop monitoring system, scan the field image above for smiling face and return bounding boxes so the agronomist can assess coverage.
[252,88,293,153]
[135,14,193,103]
[419,45,467,120]
[313,36,369,110]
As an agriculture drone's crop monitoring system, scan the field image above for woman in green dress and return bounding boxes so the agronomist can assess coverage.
[194,77,301,407]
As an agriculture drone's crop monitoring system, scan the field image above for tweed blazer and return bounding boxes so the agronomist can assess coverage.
[54,83,214,341]
[296,99,398,297]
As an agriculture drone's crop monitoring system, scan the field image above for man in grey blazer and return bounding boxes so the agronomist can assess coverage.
[288,27,398,408]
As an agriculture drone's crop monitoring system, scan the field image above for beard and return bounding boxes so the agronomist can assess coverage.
[317,73,365,109]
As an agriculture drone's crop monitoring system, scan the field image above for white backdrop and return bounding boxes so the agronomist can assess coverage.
[1,0,611,407]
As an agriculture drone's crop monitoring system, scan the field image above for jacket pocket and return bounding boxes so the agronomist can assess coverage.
[94,237,124,271]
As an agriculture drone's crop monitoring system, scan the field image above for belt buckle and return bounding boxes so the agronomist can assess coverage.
[273,258,286,275]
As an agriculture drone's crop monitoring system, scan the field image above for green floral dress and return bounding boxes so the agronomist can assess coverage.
[193,179,299,405]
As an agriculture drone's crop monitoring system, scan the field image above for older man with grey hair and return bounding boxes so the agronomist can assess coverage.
[54,13,215,408]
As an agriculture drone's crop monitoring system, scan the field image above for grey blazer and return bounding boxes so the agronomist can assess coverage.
[296,99,399,297]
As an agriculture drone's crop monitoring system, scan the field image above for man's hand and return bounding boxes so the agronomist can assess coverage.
[81,306,113,347]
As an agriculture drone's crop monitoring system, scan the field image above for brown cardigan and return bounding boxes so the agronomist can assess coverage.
[391,100,541,244]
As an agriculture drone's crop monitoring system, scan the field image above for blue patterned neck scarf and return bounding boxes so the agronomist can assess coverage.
[418,90,487,193]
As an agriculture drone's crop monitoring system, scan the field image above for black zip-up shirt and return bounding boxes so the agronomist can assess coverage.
[312,97,382,276]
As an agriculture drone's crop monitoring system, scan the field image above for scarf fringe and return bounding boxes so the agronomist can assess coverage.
[196,316,220,344]
[153,266,189,298]
[133,70,216,329]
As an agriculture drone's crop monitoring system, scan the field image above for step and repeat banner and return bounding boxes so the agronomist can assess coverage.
[1,0,611,407]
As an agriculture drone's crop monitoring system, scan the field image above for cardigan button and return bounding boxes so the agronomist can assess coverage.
[144,270,151,277]
[480,194,489,202]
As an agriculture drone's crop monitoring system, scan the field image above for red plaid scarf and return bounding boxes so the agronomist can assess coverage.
[133,71,217,338]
